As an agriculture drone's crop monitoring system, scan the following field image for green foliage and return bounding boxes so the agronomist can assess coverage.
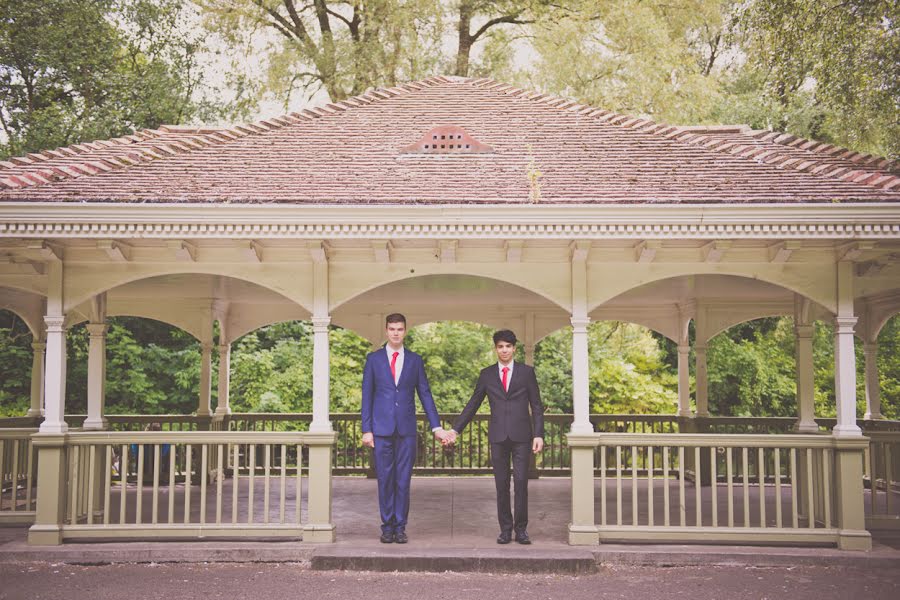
[706,317,798,417]
[0,311,32,416]
[0,0,220,159]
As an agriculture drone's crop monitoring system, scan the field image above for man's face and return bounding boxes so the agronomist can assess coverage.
[386,321,407,347]
[495,341,515,364]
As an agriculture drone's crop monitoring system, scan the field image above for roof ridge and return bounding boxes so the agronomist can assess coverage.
[464,77,900,192]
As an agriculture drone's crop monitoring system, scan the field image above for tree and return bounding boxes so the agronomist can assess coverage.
[733,0,900,158]
[0,310,32,416]
[196,0,445,103]
[0,0,219,159]
[527,0,729,125]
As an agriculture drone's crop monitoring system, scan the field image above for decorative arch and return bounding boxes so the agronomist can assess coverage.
[0,286,46,338]
[63,263,314,315]
[586,266,838,315]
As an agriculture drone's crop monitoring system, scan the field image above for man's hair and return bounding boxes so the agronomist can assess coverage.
[493,329,517,346]
[385,313,407,327]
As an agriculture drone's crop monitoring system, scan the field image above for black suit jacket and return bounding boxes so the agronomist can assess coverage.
[453,362,544,443]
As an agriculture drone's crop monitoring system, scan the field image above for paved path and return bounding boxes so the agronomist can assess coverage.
[2,562,899,600]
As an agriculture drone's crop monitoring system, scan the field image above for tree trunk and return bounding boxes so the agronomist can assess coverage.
[455,2,473,77]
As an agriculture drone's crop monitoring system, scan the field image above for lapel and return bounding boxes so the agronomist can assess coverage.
[396,349,411,387]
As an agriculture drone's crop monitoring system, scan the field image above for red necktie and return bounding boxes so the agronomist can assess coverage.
[502,366,509,392]
[390,351,399,382]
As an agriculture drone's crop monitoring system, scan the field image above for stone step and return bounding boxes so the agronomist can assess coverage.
[310,545,598,574]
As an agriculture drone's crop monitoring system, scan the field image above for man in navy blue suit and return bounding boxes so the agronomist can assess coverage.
[361,313,448,543]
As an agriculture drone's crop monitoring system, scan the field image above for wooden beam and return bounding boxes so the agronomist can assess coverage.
[244,240,263,263]
[838,241,876,262]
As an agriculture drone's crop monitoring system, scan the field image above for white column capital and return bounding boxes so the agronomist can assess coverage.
[834,316,858,332]
[570,317,590,331]
[43,315,66,333]
[677,344,691,355]
[85,323,108,337]
[218,343,230,354]
[31,341,46,352]
[863,342,878,355]
[200,342,214,353]
[312,317,332,331]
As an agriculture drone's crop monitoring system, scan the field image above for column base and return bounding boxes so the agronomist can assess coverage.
[794,420,820,433]
[832,424,863,437]
[82,417,108,430]
[38,422,68,434]
[837,529,872,551]
[863,413,883,421]
[303,524,336,543]
[568,524,599,546]
[568,422,594,435]
[26,408,43,418]
[308,421,334,433]
[28,525,63,546]
[214,407,232,418]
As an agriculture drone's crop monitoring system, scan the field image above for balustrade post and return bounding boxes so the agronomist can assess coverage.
[794,325,818,432]
[833,437,872,550]
[863,343,882,420]
[695,345,709,417]
[214,343,232,419]
[677,345,692,417]
[304,432,337,542]
[27,340,45,419]
[83,323,108,430]
[567,434,598,545]
[28,434,67,545]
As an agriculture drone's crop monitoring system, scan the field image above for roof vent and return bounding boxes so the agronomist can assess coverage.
[402,125,493,154]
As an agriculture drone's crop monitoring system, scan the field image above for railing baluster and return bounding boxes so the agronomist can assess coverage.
[295,444,303,526]
[120,444,128,525]
[726,447,734,528]
[9,440,18,512]
[86,445,96,525]
[886,442,894,515]
[758,447,765,528]
[600,444,607,526]
[168,445,176,525]
[152,444,160,525]
[806,448,815,529]
[663,446,670,527]
[823,448,832,529]
[184,444,192,525]
[710,446,717,528]
[248,444,255,524]
[631,445,638,526]
[200,444,208,525]
[216,444,224,525]
[280,444,287,525]
[103,445,112,525]
[232,444,240,524]
[616,445,623,525]
[741,447,749,527]
[678,446,686,527]
[790,448,799,528]
[694,447,702,527]
[0,440,5,511]
[69,445,79,525]
[264,444,271,524]
[136,444,144,525]
[647,445,654,527]
[774,448,782,528]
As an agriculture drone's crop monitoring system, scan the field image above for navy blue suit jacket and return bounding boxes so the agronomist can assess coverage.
[361,347,441,437]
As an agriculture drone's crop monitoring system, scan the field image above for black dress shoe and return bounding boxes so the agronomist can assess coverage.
[515,531,531,545]
[496,531,512,544]
[380,532,394,543]
[394,530,408,544]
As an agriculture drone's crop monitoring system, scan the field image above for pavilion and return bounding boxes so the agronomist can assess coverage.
[0,76,898,550]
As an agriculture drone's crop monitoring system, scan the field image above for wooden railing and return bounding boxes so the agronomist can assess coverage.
[44,430,335,541]
[568,432,871,548]
[865,431,900,529]
[0,428,37,523]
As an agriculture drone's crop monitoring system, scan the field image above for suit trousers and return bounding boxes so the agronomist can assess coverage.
[373,431,416,534]
[490,438,531,534]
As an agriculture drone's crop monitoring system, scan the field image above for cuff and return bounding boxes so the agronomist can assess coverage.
[431,426,444,432]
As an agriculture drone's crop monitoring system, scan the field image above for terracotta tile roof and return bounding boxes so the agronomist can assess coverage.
[1,76,898,204]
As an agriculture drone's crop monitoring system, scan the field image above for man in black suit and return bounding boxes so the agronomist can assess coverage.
[445,329,544,544]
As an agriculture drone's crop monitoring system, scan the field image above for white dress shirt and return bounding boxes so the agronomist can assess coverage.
[385,345,404,385]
